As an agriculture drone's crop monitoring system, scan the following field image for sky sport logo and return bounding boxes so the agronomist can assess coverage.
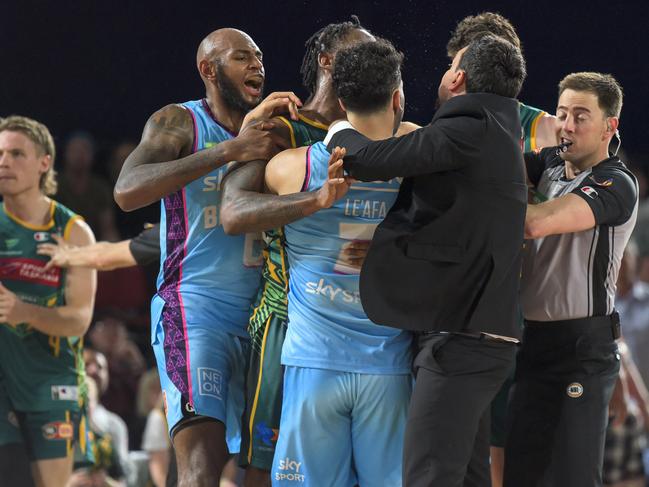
[276,457,305,483]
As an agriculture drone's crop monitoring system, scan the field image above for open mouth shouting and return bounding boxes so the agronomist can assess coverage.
[243,75,264,98]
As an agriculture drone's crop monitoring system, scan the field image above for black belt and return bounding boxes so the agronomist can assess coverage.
[420,330,516,344]
[524,311,621,340]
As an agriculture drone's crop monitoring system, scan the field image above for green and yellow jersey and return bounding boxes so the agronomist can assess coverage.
[248,114,328,351]
[520,102,547,152]
[0,200,86,412]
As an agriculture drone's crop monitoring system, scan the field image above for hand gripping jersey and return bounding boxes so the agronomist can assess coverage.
[247,114,328,351]
[282,141,412,374]
[151,99,263,396]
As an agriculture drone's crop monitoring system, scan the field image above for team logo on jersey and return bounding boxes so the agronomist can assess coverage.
[4,238,19,249]
[276,457,305,483]
[254,421,279,447]
[198,367,223,399]
[183,400,196,416]
[566,382,584,398]
[42,421,74,440]
[580,186,599,199]
[589,176,613,187]
[33,232,50,242]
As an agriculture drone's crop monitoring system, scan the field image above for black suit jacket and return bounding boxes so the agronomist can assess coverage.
[328,93,527,338]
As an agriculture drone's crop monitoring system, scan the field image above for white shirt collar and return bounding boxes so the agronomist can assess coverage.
[324,120,357,146]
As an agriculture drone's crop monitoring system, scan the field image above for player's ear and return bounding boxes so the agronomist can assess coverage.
[318,52,334,72]
[392,89,403,112]
[39,154,52,175]
[338,98,347,113]
[199,59,216,81]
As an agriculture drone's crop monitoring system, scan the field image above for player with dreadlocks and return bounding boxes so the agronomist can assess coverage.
[219,17,383,487]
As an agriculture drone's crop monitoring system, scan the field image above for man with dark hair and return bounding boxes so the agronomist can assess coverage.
[505,72,637,487]
[328,34,527,486]
[447,12,558,153]
[262,38,410,487]
[113,29,299,487]
[446,14,560,485]
[218,18,378,486]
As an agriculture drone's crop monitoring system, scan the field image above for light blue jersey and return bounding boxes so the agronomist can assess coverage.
[151,99,262,426]
[282,141,412,374]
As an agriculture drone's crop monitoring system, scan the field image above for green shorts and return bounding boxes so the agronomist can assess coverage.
[240,312,287,470]
[0,326,88,461]
[0,387,87,461]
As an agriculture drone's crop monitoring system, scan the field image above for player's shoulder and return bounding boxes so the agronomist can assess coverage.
[145,103,193,134]
[61,212,95,245]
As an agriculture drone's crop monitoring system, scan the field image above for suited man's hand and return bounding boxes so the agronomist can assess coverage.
[315,146,354,209]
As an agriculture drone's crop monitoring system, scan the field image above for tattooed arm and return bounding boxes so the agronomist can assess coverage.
[220,147,348,234]
[114,104,280,211]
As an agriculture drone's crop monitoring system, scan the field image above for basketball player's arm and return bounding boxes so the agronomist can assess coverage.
[0,220,97,337]
[37,234,137,271]
[220,147,347,234]
[533,113,560,149]
[114,104,282,211]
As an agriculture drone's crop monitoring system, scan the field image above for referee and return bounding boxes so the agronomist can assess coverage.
[504,73,638,487]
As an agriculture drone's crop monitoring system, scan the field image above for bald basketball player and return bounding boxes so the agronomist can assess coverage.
[114,29,298,486]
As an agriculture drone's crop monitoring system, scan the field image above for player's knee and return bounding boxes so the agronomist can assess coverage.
[0,442,35,487]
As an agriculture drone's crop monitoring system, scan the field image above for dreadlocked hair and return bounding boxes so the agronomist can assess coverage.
[300,15,364,97]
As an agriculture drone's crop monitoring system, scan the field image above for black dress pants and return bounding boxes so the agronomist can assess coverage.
[504,316,620,487]
[403,333,516,487]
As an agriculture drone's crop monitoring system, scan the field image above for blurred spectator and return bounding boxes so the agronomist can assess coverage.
[56,132,120,241]
[617,241,649,386]
[603,342,648,487]
[88,317,146,433]
[84,348,129,473]
[139,370,170,487]
[68,377,125,487]
[108,141,159,239]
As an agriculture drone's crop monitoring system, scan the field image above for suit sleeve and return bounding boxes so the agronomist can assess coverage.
[330,114,485,181]
[571,168,638,226]
[128,223,161,266]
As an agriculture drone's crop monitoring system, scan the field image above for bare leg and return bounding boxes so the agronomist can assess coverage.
[490,446,504,487]
[173,419,229,487]
[244,466,271,487]
[31,455,74,487]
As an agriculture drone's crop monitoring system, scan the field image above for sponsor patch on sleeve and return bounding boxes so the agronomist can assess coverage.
[580,186,599,199]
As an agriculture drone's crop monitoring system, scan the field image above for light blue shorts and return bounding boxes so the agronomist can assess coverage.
[152,317,248,454]
[272,366,411,486]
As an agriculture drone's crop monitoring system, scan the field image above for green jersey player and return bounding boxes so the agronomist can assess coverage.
[0,116,96,487]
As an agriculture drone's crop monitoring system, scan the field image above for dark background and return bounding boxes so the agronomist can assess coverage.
[2,0,648,168]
